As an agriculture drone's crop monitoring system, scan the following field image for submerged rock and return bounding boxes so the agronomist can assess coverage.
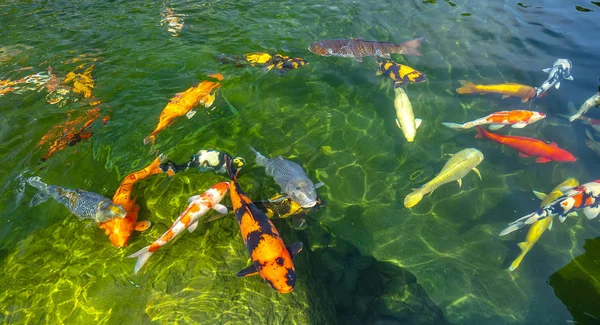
[549,237,600,324]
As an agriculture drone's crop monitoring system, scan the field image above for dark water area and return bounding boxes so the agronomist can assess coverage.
[1,0,600,324]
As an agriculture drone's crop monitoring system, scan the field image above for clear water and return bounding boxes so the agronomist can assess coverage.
[1,0,599,324]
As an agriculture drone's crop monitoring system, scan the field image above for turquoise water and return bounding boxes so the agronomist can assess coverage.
[1,0,600,324]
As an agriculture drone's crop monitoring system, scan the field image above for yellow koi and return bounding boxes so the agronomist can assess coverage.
[404,148,483,208]
[509,178,579,271]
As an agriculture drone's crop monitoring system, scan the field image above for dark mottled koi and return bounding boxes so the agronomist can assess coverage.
[308,37,425,62]
[224,156,302,293]
[376,59,426,88]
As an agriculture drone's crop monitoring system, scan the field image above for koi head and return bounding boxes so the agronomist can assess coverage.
[96,201,127,223]
[204,182,230,203]
[286,179,318,208]
[308,41,329,56]
[531,111,546,123]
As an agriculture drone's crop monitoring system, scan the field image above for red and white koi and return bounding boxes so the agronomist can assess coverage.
[442,110,545,131]
[499,180,600,236]
[127,182,229,273]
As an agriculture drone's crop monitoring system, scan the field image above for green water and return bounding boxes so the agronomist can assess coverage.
[1,0,600,324]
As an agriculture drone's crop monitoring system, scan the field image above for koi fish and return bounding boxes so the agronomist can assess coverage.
[509,178,579,271]
[127,182,229,273]
[143,74,223,146]
[159,149,245,177]
[218,52,308,73]
[567,91,600,122]
[474,126,576,163]
[308,37,425,62]
[206,194,325,230]
[24,176,126,223]
[224,156,302,293]
[442,110,545,131]
[250,146,323,208]
[160,7,184,37]
[38,107,106,161]
[394,87,421,142]
[563,101,600,133]
[255,194,324,230]
[531,59,573,104]
[404,148,483,208]
[499,180,600,236]
[455,80,536,102]
[99,156,164,247]
[585,129,600,158]
[376,59,426,88]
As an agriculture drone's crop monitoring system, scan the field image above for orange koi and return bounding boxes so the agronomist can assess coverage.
[225,156,302,293]
[143,74,223,146]
[38,107,103,161]
[442,110,545,130]
[456,80,536,102]
[127,182,229,273]
[99,157,164,247]
[475,126,576,163]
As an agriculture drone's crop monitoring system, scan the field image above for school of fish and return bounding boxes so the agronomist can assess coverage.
[11,7,600,302]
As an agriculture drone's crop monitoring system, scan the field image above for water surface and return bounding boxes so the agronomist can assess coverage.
[1,0,600,324]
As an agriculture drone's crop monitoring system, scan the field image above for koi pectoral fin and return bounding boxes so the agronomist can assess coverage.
[213,203,227,215]
[236,264,258,277]
[135,220,152,232]
[472,167,482,180]
[287,241,303,259]
[187,220,199,233]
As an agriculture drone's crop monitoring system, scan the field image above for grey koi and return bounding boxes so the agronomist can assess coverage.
[25,176,126,223]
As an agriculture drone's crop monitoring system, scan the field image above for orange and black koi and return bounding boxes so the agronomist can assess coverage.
[224,155,302,293]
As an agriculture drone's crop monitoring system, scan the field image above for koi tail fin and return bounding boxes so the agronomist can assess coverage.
[25,176,51,207]
[404,188,426,208]
[508,242,529,271]
[529,88,542,107]
[224,154,240,181]
[143,134,156,146]
[127,245,154,274]
[249,146,269,167]
[499,211,547,236]
[474,126,488,139]
[455,80,478,94]
[441,122,466,130]
[398,37,424,56]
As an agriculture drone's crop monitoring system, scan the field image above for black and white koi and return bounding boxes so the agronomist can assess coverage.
[531,58,573,104]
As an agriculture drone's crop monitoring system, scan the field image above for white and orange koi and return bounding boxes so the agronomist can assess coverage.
[442,110,545,131]
[500,180,600,236]
[127,182,229,273]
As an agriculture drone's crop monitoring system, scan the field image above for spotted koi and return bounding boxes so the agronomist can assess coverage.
[500,180,600,236]
[442,110,545,130]
[127,182,229,273]
[224,155,302,293]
